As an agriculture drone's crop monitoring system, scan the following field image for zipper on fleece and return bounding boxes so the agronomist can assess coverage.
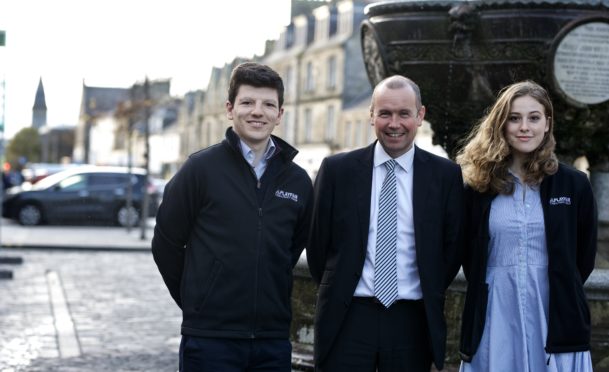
[251,207,263,338]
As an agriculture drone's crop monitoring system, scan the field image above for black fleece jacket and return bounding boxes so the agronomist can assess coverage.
[460,163,597,361]
[152,127,313,339]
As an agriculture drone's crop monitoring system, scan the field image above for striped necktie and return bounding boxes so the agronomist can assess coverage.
[374,159,398,308]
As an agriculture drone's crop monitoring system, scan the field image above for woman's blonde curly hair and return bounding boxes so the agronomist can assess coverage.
[456,81,558,194]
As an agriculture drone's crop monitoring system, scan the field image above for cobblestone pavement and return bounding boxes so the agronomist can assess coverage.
[0,248,181,371]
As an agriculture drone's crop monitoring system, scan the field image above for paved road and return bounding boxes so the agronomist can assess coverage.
[0,248,182,371]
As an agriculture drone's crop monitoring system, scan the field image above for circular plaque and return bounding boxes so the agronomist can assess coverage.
[552,20,609,105]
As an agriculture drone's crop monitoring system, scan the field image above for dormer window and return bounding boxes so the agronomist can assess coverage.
[294,15,308,47]
[314,6,330,43]
[338,1,354,36]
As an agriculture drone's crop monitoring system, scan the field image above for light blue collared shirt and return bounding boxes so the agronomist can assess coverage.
[354,142,423,300]
[239,139,277,180]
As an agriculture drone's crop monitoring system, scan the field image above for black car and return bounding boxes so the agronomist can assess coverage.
[2,166,160,227]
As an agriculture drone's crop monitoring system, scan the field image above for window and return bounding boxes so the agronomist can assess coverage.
[89,174,126,187]
[285,65,294,99]
[283,110,294,144]
[327,56,337,90]
[356,120,364,147]
[304,108,313,143]
[305,62,315,93]
[58,174,87,191]
[366,117,373,143]
[345,121,352,148]
[326,106,335,142]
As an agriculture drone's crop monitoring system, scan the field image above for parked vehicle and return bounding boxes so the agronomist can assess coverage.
[2,166,160,227]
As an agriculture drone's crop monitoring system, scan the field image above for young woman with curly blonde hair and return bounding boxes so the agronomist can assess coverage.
[457,80,597,372]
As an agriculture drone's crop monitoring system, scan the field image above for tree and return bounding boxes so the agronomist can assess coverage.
[6,127,41,170]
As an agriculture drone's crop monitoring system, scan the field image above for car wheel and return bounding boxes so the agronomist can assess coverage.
[18,204,43,226]
[117,205,140,227]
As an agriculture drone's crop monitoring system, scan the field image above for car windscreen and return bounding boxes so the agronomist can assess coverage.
[31,170,81,190]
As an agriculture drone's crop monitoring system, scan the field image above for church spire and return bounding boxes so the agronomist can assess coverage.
[32,77,47,129]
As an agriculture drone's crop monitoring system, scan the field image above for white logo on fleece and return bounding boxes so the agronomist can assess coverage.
[549,197,571,205]
[275,190,298,202]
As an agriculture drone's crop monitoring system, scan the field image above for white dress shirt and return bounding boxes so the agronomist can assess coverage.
[239,138,276,180]
[354,142,423,300]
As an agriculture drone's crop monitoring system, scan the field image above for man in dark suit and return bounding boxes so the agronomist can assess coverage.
[307,75,464,371]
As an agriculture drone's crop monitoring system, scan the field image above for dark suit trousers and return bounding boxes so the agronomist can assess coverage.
[318,297,432,372]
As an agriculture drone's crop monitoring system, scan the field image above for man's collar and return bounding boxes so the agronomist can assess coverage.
[239,138,276,161]
[373,142,415,173]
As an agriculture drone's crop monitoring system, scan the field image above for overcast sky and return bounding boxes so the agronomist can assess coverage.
[0,0,292,139]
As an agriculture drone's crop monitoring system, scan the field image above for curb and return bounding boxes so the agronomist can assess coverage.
[0,244,151,252]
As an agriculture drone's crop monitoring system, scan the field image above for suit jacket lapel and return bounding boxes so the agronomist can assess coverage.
[356,143,375,256]
[412,146,431,251]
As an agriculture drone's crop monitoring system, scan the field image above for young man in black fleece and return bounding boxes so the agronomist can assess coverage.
[152,62,313,372]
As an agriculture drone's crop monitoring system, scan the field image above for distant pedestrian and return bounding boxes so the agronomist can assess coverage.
[152,62,313,372]
[457,80,597,371]
[2,171,10,191]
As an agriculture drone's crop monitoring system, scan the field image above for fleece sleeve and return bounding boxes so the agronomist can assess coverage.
[151,157,203,308]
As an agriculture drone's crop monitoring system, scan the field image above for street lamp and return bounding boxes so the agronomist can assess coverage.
[139,77,151,241]
[116,78,152,238]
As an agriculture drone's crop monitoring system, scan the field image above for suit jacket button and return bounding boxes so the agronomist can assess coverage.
[343,300,349,307]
